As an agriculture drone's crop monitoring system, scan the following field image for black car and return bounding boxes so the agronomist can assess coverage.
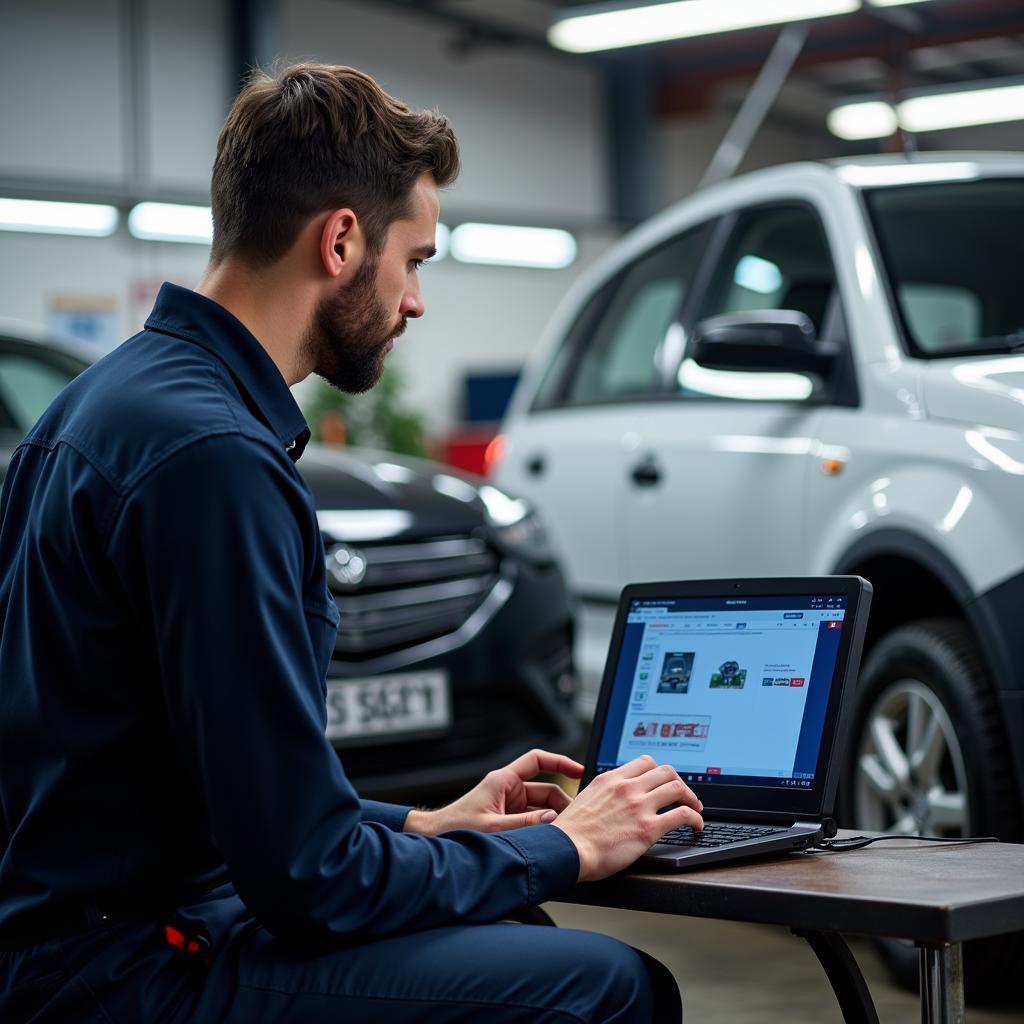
[0,325,580,799]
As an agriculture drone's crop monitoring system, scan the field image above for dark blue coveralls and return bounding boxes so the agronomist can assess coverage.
[0,284,680,1022]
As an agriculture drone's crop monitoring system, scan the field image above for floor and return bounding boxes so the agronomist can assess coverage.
[543,904,1023,1023]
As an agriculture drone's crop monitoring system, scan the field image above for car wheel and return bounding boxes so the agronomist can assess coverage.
[840,619,1024,1002]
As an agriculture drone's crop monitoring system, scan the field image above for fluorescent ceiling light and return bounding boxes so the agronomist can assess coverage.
[450,223,577,269]
[830,81,1024,140]
[128,202,213,244]
[827,101,898,141]
[549,0,859,54]
[901,82,1024,133]
[866,0,934,6]
[0,198,118,237]
[836,161,981,187]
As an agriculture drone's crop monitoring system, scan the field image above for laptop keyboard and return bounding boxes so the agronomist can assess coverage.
[657,822,787,848]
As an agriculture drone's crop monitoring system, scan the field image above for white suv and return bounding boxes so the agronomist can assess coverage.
[496,153,1024,994]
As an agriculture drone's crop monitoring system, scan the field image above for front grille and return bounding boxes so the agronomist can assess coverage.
[326,536,500,658]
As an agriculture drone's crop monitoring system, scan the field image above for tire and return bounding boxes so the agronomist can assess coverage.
[838,619,1024,1003]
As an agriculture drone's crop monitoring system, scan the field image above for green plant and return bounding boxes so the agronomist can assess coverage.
[303,367,427,457]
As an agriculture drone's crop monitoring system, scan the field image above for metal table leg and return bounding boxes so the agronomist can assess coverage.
[918,943,965,1024]
[792,929,880,1024]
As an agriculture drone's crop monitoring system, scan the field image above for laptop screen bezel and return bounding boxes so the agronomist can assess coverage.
[580,576,872,819]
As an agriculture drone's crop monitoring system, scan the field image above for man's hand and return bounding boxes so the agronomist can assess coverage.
[404,749,583,836]
[551,755,703,882]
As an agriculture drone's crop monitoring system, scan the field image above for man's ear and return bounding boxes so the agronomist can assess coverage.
[320,208,365,281]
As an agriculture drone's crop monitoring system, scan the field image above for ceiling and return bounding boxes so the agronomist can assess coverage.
[369,0,1024,130]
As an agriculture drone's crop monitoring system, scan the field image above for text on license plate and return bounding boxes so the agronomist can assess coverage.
[325,671,450,743]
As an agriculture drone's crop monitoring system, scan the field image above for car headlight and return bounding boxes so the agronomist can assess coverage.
[478,484,554,565]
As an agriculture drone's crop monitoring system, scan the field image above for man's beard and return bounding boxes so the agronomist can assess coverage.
[303,254,406,395]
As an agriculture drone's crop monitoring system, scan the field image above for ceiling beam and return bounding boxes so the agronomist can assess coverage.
[656,9,1024,117]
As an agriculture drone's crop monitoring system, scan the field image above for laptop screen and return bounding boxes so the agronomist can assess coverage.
[594,594,849,791]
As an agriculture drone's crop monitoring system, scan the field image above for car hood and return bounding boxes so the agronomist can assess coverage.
[923,354,1024,434]
[297,444,486,543]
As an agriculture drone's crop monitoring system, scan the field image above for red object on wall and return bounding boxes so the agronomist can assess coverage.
[443,427,499,477]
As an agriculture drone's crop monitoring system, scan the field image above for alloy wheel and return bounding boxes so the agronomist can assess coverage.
[853,679,969,836]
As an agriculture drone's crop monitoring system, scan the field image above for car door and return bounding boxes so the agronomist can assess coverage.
[498,223,714,705]
[623,202,848,584]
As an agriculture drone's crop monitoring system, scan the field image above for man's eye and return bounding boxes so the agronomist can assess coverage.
[411,259,425,270]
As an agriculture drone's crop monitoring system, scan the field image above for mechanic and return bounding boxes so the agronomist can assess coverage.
[0,63,704,1022]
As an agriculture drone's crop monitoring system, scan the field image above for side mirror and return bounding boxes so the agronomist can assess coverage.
[690,310,838,375]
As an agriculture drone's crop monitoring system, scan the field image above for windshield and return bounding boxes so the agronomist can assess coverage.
[864,178,1024,359]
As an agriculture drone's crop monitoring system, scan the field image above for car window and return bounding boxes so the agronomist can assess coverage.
[696,204,836,335]
[865,179,1024,357]
[898,283,982,353]
[0,352,78,435]
[553,224,711,407]
[676,204,838,402]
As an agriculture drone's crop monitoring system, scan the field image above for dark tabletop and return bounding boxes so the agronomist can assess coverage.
[557,833,1024,944]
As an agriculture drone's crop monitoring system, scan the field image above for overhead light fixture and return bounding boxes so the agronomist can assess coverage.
[549,0,859,54]
[829,81,1024,140]
[128,202,213,244]
[866,0,934,6]
[827,101,899,141]
[901,82,1024,133]
[835,161,981,187]
[449,223,577,269]
[0,198,118,237]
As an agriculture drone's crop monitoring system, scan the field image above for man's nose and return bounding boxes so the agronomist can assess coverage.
[400,281,425,319]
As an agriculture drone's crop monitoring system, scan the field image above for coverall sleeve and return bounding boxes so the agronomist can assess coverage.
[107,433,579,942]
[359,800,412,831]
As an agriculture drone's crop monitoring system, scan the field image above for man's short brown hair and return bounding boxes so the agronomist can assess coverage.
[210,63,460,268]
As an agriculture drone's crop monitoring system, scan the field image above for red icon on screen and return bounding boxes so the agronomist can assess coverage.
[707,767,722,775]
[827,620,842,629]
[790,677,805,687]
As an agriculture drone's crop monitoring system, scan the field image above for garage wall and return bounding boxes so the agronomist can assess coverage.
[0,0,616,434]
[282,0,608,224]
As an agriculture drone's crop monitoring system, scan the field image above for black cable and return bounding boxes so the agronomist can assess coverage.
[809,834,1000,853]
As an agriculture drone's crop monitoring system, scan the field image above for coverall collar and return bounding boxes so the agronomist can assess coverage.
[145,282,311,461]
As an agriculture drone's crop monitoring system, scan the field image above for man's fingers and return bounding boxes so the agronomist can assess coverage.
[655,803,704,836]
[640,769,702,812]
[497,809,558,831]
[505,748,584,781]
[614,754,658,779]
[647,778,702,815]
[523,781,573,812]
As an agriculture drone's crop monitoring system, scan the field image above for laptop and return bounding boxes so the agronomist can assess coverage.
[580,576,872,870]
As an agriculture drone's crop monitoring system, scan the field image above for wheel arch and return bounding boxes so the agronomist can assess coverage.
[832,527,1024,809]
[832,529,970,654]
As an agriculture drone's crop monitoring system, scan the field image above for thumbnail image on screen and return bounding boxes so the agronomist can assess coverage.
[658,651,694,693]
[709,660,746,689]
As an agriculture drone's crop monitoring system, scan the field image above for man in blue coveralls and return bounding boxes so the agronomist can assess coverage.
[0,63,704,1022]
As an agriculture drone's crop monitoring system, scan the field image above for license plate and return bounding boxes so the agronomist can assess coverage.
[325,671,450,744]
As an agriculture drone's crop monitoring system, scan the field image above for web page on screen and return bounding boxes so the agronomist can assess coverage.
[596,596,846,790]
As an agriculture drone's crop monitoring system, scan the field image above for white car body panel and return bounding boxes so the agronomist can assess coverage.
[498,154,1024,713]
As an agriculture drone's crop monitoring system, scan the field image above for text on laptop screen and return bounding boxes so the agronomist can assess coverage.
[595,595,848,789]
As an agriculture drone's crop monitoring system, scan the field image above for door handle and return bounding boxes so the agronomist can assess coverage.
[630,457,661,487]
